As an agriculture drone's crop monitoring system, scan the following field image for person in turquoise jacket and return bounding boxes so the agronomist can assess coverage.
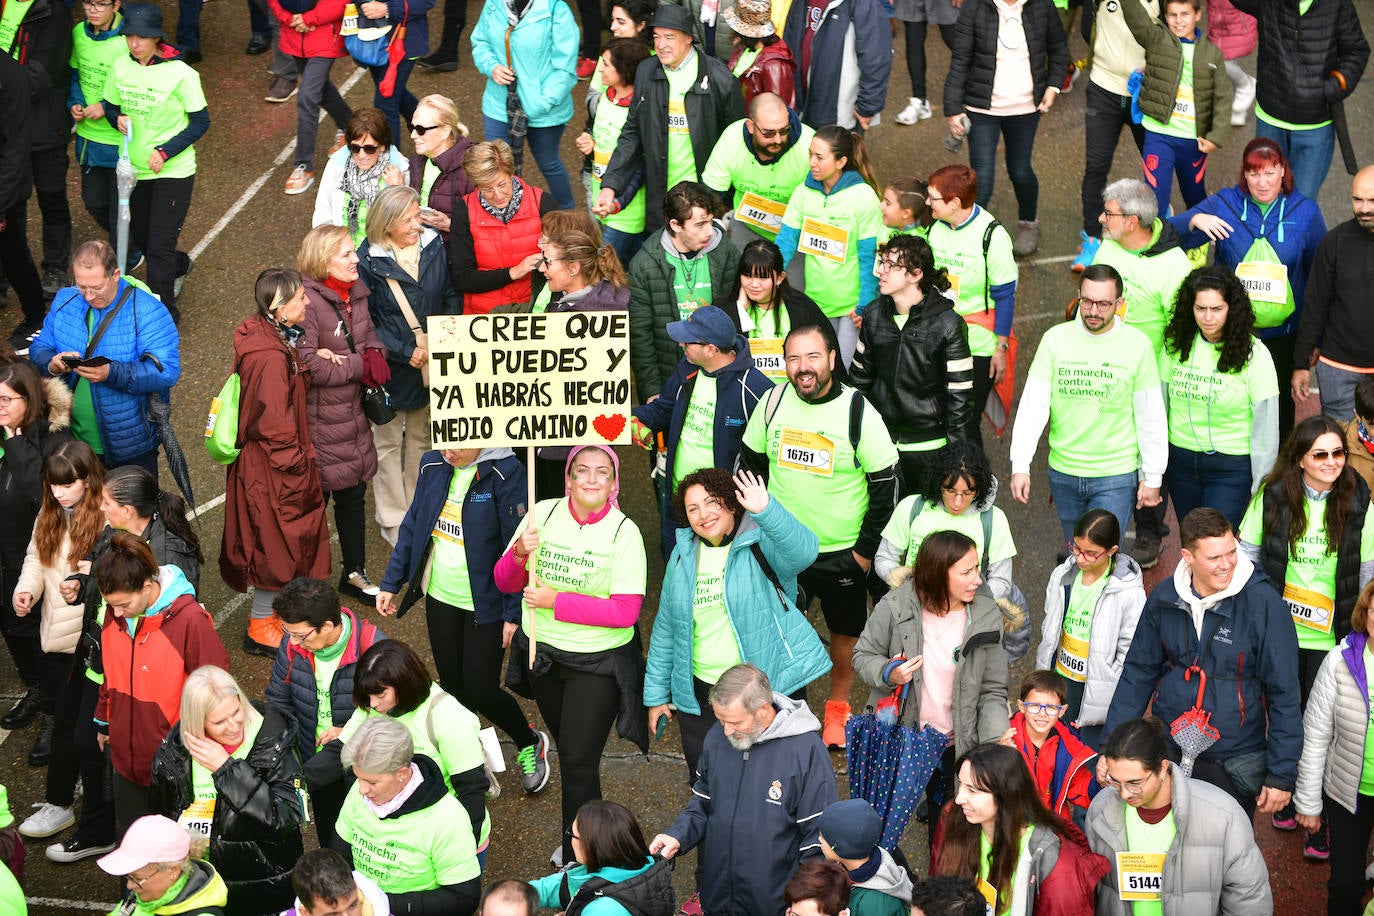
[644,467,830,781]
[469,0,578,208]
[528,800,674,916]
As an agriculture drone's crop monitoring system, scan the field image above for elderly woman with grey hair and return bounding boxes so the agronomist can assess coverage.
[331,716,482,915]
[358,185,461,546]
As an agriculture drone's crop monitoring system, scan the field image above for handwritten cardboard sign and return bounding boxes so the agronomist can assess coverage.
[428,311,632,448]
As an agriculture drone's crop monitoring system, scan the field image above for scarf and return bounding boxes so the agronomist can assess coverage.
[341,153,390,238]
[1359,419,1374,455]
[478,175,525,224]
[323,275,354,307]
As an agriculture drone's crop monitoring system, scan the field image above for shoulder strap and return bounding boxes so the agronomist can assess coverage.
[848,389,864,469]
[762,382,786,432]
[907,495,926,526]
[387,277,423,335]
[84,284,135,359]
[981,219,999,314]
[322,298,359,354]
[980,507,993,576]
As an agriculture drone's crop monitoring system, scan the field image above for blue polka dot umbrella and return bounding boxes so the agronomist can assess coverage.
[846,688,949,851]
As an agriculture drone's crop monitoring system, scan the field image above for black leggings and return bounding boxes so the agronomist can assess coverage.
[528,657,620,861]
[325,482,368,577]
[425,596,536,750]
[904,21,956,101]
[48,672,115,845]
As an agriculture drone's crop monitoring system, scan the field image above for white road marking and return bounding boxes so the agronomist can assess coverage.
[24,897,111,911]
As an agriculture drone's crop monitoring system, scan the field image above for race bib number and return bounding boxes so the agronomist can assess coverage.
[975,876,996,916]
[777,427,835,477]
[434,498,464,546]
[735,192,787,234]
[1234,260,1289,305]
[946,273,962,302]
[1284,582,1334,634]
[1116,851,1165,901]
[667,98,689,135]
[1054,632,1089,683]
[179,797,215,838]
[1171,85,1196,128]
[798,218,849,263]
[749,337,786,379]
[593,147,611,180]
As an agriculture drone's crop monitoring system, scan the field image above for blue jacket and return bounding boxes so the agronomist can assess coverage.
[1103,560,1303,791]
[645,499,829,715]
[470,0,577,128]
[378,449,528,624]
[782,0,891,129]
[1169,186,1326,339]
[632,337,774,492]
[379,0,435,56]
[30,279,180,463]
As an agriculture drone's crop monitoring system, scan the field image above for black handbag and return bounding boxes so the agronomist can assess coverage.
[324,297,396,425]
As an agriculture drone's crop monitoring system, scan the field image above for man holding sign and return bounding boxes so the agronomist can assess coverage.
[632,306,774,557]
[740,323,899,749]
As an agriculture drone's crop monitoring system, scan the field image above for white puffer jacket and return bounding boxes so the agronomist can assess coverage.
[14,528,85,654]
[1295,634,1373,817]
[1035,555,1146,726]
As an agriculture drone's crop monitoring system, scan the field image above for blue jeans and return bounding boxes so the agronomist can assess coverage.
[601,225,644,268]
[967,109,1041,222]
[368,59,418,149]
[1046,467,1137,544]
[483,115,575,209]
[1142,130,1208,216]
[1314,359,1366,423]
[1255,119,1336,204]
[1165,445,1251,530]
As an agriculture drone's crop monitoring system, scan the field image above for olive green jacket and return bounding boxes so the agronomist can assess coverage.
[1122,0,1233,150]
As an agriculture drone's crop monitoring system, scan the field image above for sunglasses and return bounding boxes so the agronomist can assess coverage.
[410,123,441,135]
[1309,447,1347,462]
[348,142,380,155]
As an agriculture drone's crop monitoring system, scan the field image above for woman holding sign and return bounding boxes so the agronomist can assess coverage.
[1237,414,1374,851]
[718,238,833,384]
[149,666,304,916]
[494,445,648,868]
[774,127,883,369]
[1086,717,1271,915]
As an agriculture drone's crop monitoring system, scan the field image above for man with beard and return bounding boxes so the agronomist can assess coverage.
[739,324,899,749]
[1009,263,1167,544]
[649,664,838,916]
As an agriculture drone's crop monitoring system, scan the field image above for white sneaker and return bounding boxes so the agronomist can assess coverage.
[19,803,74,839]
[894,97,932,125]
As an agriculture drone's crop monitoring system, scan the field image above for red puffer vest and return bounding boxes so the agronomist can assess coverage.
[464,184,544,314]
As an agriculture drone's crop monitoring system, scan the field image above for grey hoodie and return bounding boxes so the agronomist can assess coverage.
[848,846,913,914]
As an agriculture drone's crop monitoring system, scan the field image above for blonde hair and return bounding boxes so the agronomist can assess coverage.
[416,94,469,145]
[296,224,353,282]
[545,223,627,289]
[462,140,516,189]
[178,666,263,746]
[365,185,421,246]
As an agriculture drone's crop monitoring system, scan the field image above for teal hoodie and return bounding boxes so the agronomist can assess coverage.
[125,564,197,637]
[531,857,656,916]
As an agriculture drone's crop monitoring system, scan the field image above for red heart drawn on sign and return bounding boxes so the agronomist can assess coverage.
[593,414,626,442]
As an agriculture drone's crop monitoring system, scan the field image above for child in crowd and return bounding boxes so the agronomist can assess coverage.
[817,798,912,916]
[879,176,935,244]
[1004,670,1098,828]
[1122,0,1233,216]
[909,876,987,916]
[478,880,538,916]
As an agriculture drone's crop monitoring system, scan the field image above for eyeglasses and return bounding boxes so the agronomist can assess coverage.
[876,259,905,274]
[927,194,946,204]
[753,124,789,139]
[1074,297,1120,314]
[1101,771,1157,796]
[126,865,166,889]
[1020,702,1066,716]
[82,0,115,7]
[284,626,319,644]
[348,142,380,155]
[1308,447,1347,463]
[409,123,441,135]
[536,255,566,270]
[940,486,976,501]
[478,178,513,199]
[1101,209,1128,220]
[1069,542,1109,562]
[0,395,26,408]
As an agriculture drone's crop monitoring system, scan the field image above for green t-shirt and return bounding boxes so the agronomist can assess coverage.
[701,119,815,242]
[1160,334,1278,455]
[1121,805,1176,916]
[1142,41,1198,139]
[427,464,478,608]
[741,302,790,380]
[70,18,127,148]
[1026,319,1161,477]
[590,94,646,233]
[1239,491,1374,650]
[666,249,715,319]
[780,179,884,318]
[691,543,741,683]
[925,207,1017,356]
[880,497,1016,568]
[508,498,647,653]
[311,614,351,741]
[1090,222,1191,356]
[1359,644,1374,794]
[180,716,264,840]
[1256,102,1331,131]
[420,158,440,209]
[664,54,699,189]
[1056,569,1110,683]
[0,0,29,54]
[978,828,1031,915]
[70,309,104,455]
[103,53,207,180]
[673,371,717,486]
[334,777,480,893]
[741,385,898,552]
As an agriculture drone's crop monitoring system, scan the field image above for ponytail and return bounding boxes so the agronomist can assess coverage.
[157,490,205,564]
[814,125,880,195]
[94,530,158,596]
[846,130,879,195]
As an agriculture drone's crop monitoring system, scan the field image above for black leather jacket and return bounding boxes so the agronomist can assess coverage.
[149,703,305,916]
[849,290,976,445]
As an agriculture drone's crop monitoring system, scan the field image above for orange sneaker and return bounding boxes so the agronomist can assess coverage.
[823,700,851,749]
[243,614,284,657]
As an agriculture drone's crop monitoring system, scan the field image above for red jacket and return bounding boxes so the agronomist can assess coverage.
[267,0,347,59]
[1010,713,1097,820]
[731,40,798,111]
[460,184,544,314]
[1029,821,1111,916]
[97,581,230,786]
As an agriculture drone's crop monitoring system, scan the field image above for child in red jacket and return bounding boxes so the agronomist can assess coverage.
[1006,670,1098,828]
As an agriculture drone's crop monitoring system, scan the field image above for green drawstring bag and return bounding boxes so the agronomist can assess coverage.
[1235,237,1295,328]
[204,373,242,465]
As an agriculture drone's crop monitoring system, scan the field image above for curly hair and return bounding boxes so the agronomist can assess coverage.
[1261,415,1360,557]
[671,467,743,527]
[918,441,991,507]
[1163,265,1257,373]
[878,233,952,298]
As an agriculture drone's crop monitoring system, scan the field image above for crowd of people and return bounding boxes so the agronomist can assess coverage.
[2,0,1374,910]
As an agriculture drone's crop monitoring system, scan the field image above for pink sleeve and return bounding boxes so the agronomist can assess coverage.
[493,548,530,593]
[552,593,643,628]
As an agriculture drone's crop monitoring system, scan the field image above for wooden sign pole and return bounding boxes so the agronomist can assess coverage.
[527,444,537,670]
